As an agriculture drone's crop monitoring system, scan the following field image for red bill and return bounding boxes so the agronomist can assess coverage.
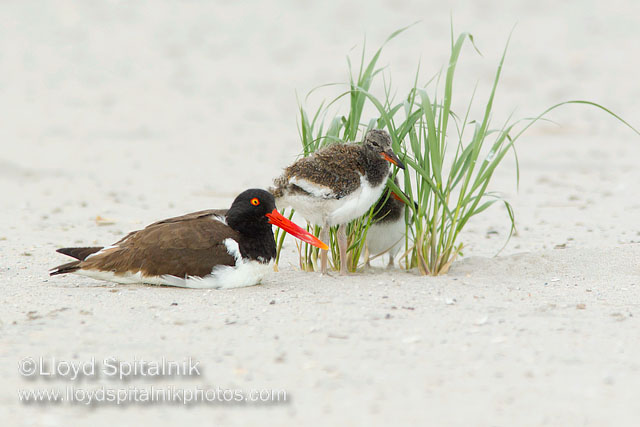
[265,209,329,250]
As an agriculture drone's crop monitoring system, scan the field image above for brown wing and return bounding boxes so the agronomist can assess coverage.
[145,209,228,227]
[276,144,365,199]
[79,212,238,278]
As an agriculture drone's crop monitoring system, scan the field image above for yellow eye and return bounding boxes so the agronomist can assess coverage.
[250,198,260,206]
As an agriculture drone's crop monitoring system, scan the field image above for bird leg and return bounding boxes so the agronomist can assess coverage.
[364,246,371,268]
[337,224,348,275]
[387,253,395,269]
[319,224,329,275]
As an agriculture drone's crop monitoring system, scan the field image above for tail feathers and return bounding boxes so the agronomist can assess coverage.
[56,247,103,261]
[49,260,81,276]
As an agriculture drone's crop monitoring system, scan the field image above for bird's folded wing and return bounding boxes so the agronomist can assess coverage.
[147,209,228,226]
[285,145,365,198]
[289,177,335,198]
[82,214,238,278]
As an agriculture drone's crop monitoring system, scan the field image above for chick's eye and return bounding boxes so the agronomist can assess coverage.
[250,198,260,206]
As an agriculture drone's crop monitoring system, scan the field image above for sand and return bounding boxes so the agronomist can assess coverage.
[1,1,639,426]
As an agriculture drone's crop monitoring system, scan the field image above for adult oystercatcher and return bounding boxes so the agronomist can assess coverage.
[271,129,404,274]
[364,177,409,268]
[49,189,328,289]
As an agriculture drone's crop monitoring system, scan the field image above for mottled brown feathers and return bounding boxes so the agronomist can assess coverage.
[272,142,389,199]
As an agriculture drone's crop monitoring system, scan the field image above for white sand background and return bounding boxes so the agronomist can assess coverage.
[1,0,640,425]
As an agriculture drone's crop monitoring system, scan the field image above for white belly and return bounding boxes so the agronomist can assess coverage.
[366,217,406,257]
[162,261,273,289]
[279,175,386,226]
[74,261,272,289]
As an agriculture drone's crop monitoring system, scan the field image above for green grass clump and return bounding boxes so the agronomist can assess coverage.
[274,25,638,275]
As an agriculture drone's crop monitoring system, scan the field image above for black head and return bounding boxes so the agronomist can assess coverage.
[226,189,276,235]
[226,188,329,252]
[363,129,405,169]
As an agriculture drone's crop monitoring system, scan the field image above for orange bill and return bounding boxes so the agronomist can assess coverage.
[265,209,329,250]
[391,191,406,202]
[380,150,405,169]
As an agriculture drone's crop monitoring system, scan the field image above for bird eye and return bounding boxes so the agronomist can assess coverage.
[250,198,260,206]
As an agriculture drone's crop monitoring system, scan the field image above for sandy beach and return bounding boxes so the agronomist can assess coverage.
[1,1,639,425]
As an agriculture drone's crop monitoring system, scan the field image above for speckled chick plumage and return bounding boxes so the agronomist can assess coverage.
[271,129,403,274]
[272,129,393,200]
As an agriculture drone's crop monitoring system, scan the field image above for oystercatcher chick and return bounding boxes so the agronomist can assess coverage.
[49,189,327,289]
[272,129,404,274]
[364,178,409,268]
